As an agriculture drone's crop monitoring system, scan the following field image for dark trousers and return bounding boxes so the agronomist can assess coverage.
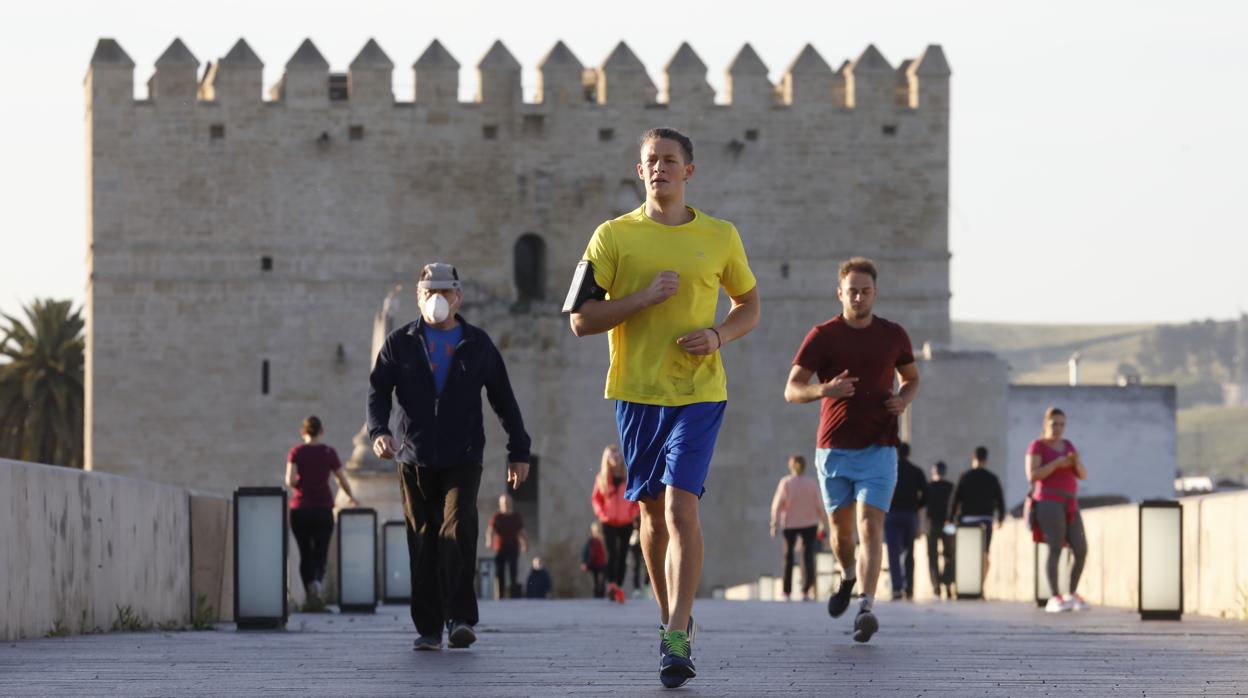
[781,526,818,595]
[587,568,605,598]
[630,543,646,590]
[289,507,334,589]
[884,510,919,597]
[495,548,519,599]
[399,463,482,637]
[602,523,632,587]
[927,522,955,590]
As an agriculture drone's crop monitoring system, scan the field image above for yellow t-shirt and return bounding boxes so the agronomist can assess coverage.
[582,205,757,406]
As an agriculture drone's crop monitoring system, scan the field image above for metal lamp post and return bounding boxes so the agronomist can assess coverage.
[1139,500,1183,621]
[381,520,410,604]
[954,524,985,599]
[233,487,288,629]
[336,508,377,613]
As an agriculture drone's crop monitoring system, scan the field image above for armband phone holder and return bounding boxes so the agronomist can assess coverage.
[561,260,607,313]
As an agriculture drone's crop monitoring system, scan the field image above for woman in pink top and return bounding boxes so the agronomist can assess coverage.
[1025,407,1090,613]
[770,454,826,600]
[591,444,639,603]
[284,416,359,604]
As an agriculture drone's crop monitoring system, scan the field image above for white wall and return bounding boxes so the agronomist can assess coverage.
[0,459,191,641]
[1005,385,1176,507]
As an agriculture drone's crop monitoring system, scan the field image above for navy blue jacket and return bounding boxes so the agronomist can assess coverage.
[367,316,531,468]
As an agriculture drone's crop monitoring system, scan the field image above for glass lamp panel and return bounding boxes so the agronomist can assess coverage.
[1140,506,1182,612]
[237,494,285,618]
[954,525,984,596]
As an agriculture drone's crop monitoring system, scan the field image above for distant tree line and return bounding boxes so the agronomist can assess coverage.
[1136,319,1241,379]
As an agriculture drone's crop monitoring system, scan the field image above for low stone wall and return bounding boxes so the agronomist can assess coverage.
[732,490,1248,620]
[0,459,193,640]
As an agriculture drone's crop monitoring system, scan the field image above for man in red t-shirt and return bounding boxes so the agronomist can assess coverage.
[783,257,920,643]
[485,494,529,599]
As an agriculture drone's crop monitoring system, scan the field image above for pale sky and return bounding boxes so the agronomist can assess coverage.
[1,0,1245,324]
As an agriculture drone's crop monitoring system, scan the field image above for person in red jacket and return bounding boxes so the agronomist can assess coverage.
[592,444,640,603]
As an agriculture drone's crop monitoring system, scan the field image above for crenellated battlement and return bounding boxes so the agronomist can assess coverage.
[87,37,949,111]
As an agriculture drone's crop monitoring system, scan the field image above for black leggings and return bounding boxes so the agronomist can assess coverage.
[290,507,334,589]
[782,526,818,595]
[602,523,632,587]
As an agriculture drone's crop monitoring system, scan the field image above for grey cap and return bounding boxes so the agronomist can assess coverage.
[418,262,461,290]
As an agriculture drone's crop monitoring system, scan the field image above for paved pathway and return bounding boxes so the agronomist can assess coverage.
[2,599,1246,696]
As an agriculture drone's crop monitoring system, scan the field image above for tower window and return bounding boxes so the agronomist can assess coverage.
[260,256,273,271]
[261,360,270,395]
[483,125,499,140]
[523,114,544,136]
[210,124,225,139]
[882,124,898,136]
[598,128,615,143]
[349,125,365,141]
[513,233,547,311]
[744,128,759,141]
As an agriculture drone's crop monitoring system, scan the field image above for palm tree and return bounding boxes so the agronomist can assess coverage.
[0,299,85,468]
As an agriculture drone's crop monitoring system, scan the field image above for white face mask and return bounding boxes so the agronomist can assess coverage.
[422,294,450,324]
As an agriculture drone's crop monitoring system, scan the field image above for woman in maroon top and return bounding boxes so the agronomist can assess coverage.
[284,416,359,603]
[1025,407,1089,613]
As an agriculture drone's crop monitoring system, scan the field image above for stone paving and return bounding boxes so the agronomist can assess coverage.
[2,598,1246,696]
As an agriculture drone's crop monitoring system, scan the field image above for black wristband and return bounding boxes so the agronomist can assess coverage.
[709,327,722,350]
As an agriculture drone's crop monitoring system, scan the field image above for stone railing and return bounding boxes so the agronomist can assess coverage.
[0,458,233,641]
[731,490,1248,620]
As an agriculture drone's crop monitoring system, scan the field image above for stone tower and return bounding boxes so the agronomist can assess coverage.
[85,37,952,592]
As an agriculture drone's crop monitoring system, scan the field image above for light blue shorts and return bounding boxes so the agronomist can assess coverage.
[814,445,898,514]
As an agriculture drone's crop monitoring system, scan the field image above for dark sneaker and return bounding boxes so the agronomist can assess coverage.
[446,621,476,649]
[852,609,879,643]
[828,577,856,618]
[413,634,442,651]
[658,616,696,659]
[659,629,696,688]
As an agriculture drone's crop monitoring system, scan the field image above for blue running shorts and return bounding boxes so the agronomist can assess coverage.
[814,445,898,514]
[615,401,727,501]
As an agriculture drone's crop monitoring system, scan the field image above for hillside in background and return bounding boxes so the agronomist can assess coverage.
[952,320,1247,481]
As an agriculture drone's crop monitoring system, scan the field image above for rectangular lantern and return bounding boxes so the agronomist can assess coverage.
[337,508,377,613]
[814,551,839,599]
[954,524,985,599]
[758,575,776,601]
[477,557,496,599]
[1034,541,1072,607]
[381,520,410,604]
[233,487,288,629]
[1139,500,1183,620]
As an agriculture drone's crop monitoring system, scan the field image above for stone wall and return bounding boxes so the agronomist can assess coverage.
[84,36,953,594]
[0,459,192,641]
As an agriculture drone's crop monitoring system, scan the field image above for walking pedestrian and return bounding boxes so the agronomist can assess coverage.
[769,454,825,601]
[925,461,956,598]
[784,256,920,643]
[592,444,639,604]
[566,127,760,687]
[485,494,529,599]
[883,442,927,600]
[950,446,1006,587]
[367,262,532,652]
[581,522,608,598]
[285,415,359,605]
[1026,407,1090,612]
